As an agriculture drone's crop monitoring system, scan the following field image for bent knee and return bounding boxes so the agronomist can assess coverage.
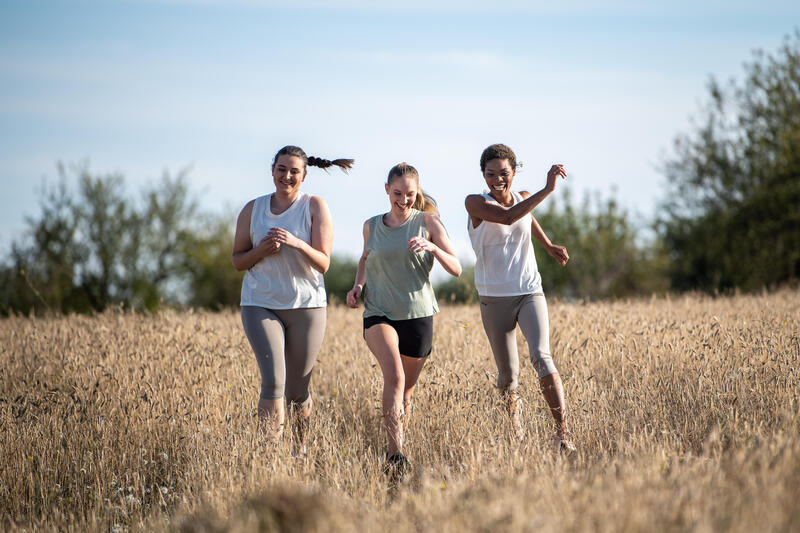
[531,350,558,379]
[383,370,405,392]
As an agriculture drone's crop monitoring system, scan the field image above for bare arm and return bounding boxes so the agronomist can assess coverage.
[408,214,462,277]
[267,195,333,273]
[465,164,566,226]
[346,220,370,308]
[232,200,282,271]
[521,193,569,267]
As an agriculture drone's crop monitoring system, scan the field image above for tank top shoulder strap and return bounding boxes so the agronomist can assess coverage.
[250,194,267,231]
[410,209,426,234]
[298,193,312,224]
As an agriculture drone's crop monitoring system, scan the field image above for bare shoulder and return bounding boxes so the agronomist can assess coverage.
[238,199,256,220]
[308,194,328,209]
[519,190,531,199]
[465,193,487,205]
[308,195,331,218]
[423,212,443,227]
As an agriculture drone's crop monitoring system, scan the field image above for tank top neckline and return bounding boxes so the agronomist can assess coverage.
[380,209,418,230]
[266,192,304,219]
[484,190,520,207]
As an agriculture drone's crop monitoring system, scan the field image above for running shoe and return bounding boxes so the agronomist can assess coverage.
[382,451,410,482]
[554,432,577,454]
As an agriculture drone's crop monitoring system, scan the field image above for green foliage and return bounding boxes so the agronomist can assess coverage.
[324,256,358,304]
[0,164,202,314]
[433,189,667,304]
[659,31,800,292]
[435,265,477,304]
[183,212,244,310]
[534,189,669,300]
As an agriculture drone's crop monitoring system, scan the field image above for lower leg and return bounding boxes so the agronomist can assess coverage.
[383,381,404,455]
[500,387,523,439]
[280,306,325,454]
[400,355,427,428]
[365,325,408,457]
[258,398,285,438]
[288,398,312,454]
[539,372,567,435]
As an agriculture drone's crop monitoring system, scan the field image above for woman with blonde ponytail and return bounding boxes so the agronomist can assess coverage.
[346,162,461,480]
[233,145,353,453]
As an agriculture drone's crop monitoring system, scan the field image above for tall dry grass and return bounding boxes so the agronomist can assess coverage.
[1,290,798,532]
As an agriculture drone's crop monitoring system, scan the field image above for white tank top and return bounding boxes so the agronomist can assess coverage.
[467,191,543,296]
[240,193,327,309]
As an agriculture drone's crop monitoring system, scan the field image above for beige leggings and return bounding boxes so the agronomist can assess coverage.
[478,293,557,391]
[241,306,326,407]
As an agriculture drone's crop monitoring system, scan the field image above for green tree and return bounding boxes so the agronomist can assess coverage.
[659,31,800,291]
[433,188,666,304]
[183,212,244,309]
[324,256,358,304]
[0,164,202,314]
[435,265,477,304]
[533,189,668,300]
[2,174,91,313]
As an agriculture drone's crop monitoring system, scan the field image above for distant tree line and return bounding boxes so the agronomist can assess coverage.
[658,31,800,291]
[1,33,797,314]
[0,164,241,314]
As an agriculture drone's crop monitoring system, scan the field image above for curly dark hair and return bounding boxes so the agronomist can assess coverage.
[479,144,517,172]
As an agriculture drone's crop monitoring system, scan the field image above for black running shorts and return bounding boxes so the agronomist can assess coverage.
[363,315,434,358]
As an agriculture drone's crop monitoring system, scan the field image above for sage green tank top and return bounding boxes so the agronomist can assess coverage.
[363,209,439,320]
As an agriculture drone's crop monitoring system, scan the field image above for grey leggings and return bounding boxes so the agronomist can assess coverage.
[241,306,326,406]
[478,293,557,391]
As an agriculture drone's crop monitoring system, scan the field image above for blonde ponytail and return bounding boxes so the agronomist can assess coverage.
[413,189,439,215]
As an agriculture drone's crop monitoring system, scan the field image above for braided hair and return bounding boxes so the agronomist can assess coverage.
[272,145,354,175]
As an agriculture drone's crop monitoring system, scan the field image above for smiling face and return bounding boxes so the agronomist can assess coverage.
[385,175,418,218]
[483,158,515,197]
[271,155,306,196]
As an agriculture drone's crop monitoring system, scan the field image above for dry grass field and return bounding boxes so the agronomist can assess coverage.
[1,289,799,532]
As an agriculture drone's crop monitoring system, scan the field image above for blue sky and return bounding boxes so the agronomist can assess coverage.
[2,0,799,264]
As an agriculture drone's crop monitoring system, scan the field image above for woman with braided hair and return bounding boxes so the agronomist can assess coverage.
[233,145,353,451]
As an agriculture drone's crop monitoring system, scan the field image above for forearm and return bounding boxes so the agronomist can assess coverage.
[432,246,462,277]
[511,187,553,222]
[530,215,553,248]
[232,247,266,271]
[490,187,554,225]
[353,256,367,289]
[295,240,331,274]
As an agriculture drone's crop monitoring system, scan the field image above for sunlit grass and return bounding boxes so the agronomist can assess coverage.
[1,290,798,532]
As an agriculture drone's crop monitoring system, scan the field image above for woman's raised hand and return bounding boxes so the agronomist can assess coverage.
[545,164,567,192]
